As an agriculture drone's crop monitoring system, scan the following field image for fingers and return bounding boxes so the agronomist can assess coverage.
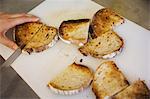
[0,12,39,30]
[0,12,39,50]
[0,12,4,15]
[0,13,28,18]
[0,13,40,31]
[0,13,39,50]
[7,14,39,29]
[8,13,26,18]
[0,36,18,50]
[7,13,36,18]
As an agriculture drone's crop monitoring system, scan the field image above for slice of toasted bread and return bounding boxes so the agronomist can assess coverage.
[59,19,90,46]
[90,8,124,38]
[92,61,129,99]
[79,30,123,59]
[15,22,58,54]
[48,63,93,95]
[112,80,150,99]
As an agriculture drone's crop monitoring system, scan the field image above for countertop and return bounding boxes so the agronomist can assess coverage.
[0,0,149,99]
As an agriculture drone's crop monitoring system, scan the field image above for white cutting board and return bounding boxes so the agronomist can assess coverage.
[0,0,150,98]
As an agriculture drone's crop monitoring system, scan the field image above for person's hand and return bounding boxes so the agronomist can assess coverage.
[0,12,39,50]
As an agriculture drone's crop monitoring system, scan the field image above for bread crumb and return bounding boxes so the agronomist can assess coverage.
[80,59,83,62]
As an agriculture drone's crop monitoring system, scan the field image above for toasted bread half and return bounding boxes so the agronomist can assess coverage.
[90,8,124,38]
[59,19,90,46]
[79,30,123,59]
[112,80,150,99]
[92,61,129,99]
[48,63,93,95]
[15,22,58,54]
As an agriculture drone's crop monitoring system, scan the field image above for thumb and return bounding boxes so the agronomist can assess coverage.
[0,36,18,50]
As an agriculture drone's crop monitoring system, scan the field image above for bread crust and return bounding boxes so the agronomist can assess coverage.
[79,31,124,59]
[14,22,58,54]
[48,63,93,95]
[90,8,124,38]
[92,61,129,99]
[59,19,90,46]
[112,80,150,99]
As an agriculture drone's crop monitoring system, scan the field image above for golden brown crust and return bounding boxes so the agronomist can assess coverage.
[15,22,43,45]
[48,62,93,92]
[112,80,150,99]
[59,19,90,45]
[79,31,124,59]
[15,22,58,54]
[92,61,129,99]
[71,62,93,73]
[59,19,90,37]
[90,8,124,38]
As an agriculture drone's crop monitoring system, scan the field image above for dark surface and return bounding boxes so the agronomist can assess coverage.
[0,0,44,13]
[0,56,39,99]
[0,0,149,99]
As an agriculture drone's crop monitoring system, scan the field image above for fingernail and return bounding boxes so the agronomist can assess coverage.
[26,14,40,21]
[34,17,40,21]
[26,14,38,18]
[26,14,34,17]
[13,44,18,50]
